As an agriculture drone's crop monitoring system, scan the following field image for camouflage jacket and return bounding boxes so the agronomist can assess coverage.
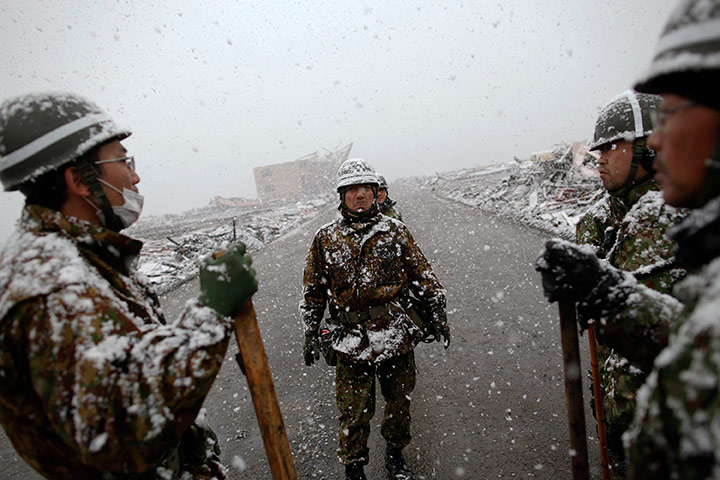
[576,179,686,434]
[379,198,403,222]
[300,212,446,363]
[576,178,686,292]
[594,196,720,479]
[0,205,231,479]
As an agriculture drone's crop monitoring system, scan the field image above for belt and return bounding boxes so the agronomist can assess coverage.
[337,302,398,324]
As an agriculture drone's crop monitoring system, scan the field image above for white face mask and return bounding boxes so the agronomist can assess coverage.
[84,179,144,229]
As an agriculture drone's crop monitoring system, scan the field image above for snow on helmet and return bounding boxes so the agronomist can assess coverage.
[590,90,661,151]
[336,158,378,191]
[634,0,720,110]
[0,92,131,191]
[377,173,388,189]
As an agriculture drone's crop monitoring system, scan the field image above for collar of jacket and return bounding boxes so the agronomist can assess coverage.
[23,204,143,276]
[337,208,385,236]
[670,195,720,270]
[379,197,397,213]
[338,200,380,223]
[608,176,660,218]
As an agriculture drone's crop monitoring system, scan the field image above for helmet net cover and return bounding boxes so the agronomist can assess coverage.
[635,0,720,106]
[590,90,661,151]
[336,158,379,191]
[0,92,131,191]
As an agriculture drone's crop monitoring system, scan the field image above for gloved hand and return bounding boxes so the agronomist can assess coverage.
[535,238,634,323]
[304,334,320,366]
[431,322,451,349]
[199,242,258,317]
[535,238,602,303]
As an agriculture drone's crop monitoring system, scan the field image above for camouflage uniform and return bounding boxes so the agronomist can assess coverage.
[300,210,446,465]
[593,196,720,479]
[379,198,403,222]
[576,177,686,463]
[0,205,230,479]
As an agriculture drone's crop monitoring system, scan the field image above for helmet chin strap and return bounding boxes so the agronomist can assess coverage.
[77,158,125,231]
[609,137,649,198]
[338,186,379,221]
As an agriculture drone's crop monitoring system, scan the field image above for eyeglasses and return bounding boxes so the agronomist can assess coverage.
[96,156,136,171]
[650,102,698,129]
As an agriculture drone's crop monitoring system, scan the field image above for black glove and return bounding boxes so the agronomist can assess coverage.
[304,334,320,366]
[431,322,450,349]
[535,238,634,323]
[535,238,603,303]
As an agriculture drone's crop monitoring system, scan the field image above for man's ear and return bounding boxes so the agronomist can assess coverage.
[64,166,91,196]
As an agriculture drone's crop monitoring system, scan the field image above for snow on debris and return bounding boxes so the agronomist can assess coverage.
[126,195,331,294]
[410,141,602,240]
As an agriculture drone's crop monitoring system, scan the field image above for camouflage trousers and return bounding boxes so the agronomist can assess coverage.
[335,350,416,466]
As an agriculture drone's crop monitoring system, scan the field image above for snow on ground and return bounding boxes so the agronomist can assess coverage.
[128,195,333,294]
[408,141,602,240]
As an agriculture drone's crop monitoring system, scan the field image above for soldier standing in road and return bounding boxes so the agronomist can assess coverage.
[536,1,720,477]
[0,92,258,479]
[300,158,449,480]
[376,173,403,221]
[576,90,686,474]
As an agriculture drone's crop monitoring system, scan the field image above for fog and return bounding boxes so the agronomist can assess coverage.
[0,0,675,244]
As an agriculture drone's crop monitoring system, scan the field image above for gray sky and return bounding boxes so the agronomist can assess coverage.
[0,0,675,243]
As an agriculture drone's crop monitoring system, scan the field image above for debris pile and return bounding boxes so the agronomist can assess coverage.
[128,196,331,294]
[417,142,602,239]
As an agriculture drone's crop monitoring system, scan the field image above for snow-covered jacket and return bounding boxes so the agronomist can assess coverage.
[594,196,720,479]
[0,205,231,479]
[300,212,446,363]
[576,178,687,441]
[576,178,686,292]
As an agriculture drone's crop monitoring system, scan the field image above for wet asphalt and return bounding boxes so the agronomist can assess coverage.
[0,185,603,479]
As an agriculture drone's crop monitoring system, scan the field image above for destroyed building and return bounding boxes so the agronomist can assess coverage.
[253,142,353,202]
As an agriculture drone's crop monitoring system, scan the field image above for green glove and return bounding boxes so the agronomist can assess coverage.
[199,242,258,317]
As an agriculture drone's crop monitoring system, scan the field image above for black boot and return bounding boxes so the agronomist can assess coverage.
[385,445,413,479]
[345,463,367,480]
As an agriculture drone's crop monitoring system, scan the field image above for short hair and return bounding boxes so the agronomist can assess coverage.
[20,147,104,210]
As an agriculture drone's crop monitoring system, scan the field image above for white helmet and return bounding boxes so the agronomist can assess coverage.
[336,158,378,191]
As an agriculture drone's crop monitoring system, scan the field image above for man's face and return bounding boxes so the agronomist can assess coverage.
[596,140,634,191]
[377,188,387,204]
[96,140,140,207]
[649,94,720,207]
[344,184,374,212]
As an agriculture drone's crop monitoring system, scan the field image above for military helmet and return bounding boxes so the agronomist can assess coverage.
[336,158,378,191]
[377,173,388,189]
[0,92,131,191]
[634,0,720,111]
[590,90,661,151]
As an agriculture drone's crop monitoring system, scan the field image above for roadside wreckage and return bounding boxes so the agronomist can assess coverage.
[417,141,601,239]
[127,196,331,294]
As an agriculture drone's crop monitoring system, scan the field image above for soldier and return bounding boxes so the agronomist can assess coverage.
[536,0,720,477]
[300,158,449,480]
[376,173,403,221]
[576,90,686,473]
[0,92,258,479]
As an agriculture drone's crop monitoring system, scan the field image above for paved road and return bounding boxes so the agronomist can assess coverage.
[0,186,603,479]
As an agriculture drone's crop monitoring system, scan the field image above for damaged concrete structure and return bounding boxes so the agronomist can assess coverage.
[254,142,353,202]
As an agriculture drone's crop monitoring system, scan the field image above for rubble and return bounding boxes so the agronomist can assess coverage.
[413,141,602,240]
[127,196,333,294]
